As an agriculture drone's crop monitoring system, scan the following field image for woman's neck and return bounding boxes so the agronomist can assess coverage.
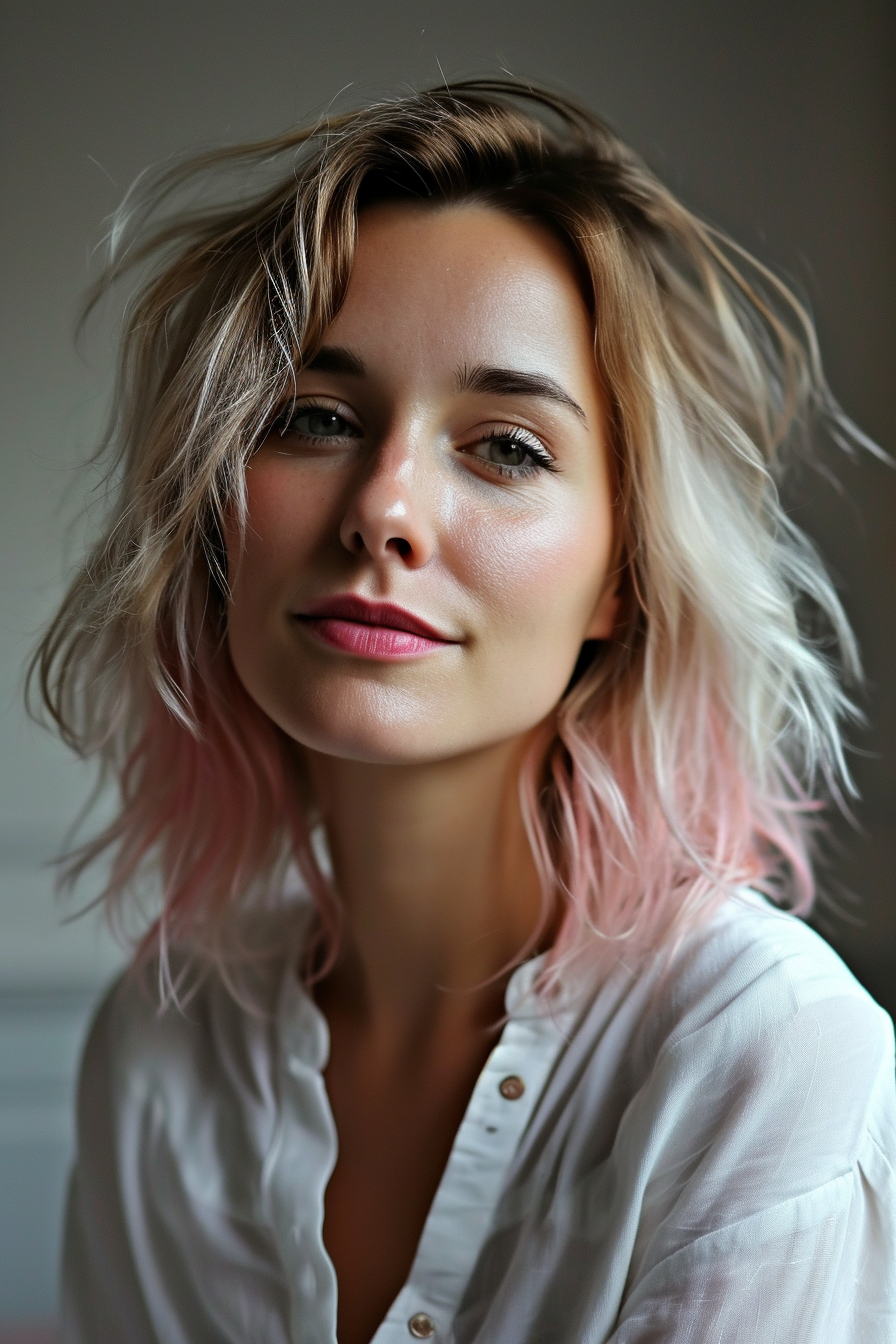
[305,733,548,1045]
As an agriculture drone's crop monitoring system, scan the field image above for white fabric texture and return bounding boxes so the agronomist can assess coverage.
[62,891,896,1342]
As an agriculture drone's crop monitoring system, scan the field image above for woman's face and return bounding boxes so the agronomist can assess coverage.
[226,203,618,764]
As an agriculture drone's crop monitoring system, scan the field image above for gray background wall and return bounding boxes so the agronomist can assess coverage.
[1,0,894,1331]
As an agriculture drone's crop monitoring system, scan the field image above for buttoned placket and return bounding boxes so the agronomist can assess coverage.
[267,953,577,1344]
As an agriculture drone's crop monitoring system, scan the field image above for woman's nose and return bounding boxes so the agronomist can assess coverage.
[338,434,436,568]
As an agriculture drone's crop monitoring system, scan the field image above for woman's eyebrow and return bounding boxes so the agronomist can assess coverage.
[301,350,588,424]
[302,345,367,377]
[456,363,588,423]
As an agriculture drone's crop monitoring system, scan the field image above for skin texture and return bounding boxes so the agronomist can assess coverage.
[226,203,617,1344]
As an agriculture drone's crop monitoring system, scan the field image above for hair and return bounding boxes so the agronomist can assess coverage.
[30,78,871,995]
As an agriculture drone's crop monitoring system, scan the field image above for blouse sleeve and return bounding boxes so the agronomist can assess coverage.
[60,975,293,1344]
[61,982,162,1342]
[608,987,896,1343]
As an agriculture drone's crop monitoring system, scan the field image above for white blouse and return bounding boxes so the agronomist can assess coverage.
[62,890,896,1343]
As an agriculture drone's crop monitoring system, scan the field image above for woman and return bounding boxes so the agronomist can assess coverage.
[36,81,894,1341]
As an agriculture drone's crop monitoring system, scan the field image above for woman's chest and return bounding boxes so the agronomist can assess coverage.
[322,1064,481,1344]
[267,990,574,1342]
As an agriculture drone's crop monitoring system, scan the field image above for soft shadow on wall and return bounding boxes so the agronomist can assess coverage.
[0,0,893,1331]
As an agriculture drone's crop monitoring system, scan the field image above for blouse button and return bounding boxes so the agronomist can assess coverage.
[498,1074,526,1100]
[408,1312,436,1338]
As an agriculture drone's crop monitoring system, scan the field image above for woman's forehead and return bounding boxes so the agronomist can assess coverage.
[322,202,597,387]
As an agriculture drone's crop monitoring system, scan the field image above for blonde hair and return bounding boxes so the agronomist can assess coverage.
[31,79,868,988]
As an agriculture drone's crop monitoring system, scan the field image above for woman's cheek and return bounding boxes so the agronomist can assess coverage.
[459,499,610,642]
[244,458,326,560]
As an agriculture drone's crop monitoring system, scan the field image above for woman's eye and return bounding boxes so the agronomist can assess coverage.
[480,437,531,467]
[284,407,357,439]
[469,432,556,478]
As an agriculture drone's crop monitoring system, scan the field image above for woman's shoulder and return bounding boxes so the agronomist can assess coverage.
[571,890,894,1102]
[631,891,896,1155]
[72,934,303,1227]
[541,891,896,1314]
[664,890,891,1037]
[584,897,896,1341]
[550,890,894,1191]
[76,929,298,1133]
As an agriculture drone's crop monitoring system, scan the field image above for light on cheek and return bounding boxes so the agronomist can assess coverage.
[467,506,611,625]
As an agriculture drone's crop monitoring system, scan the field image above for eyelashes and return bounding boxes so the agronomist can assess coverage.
[469,427,559,478]
[277,399,559,481]
[280,401,360,441]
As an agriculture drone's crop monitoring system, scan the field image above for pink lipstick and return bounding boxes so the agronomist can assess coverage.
[296,594,456,661]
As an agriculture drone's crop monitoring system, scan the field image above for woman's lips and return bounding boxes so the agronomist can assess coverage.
[296,595,457,661]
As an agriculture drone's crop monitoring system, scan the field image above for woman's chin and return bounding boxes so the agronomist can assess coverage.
[284,707,529,770]
[281,708,470,767]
